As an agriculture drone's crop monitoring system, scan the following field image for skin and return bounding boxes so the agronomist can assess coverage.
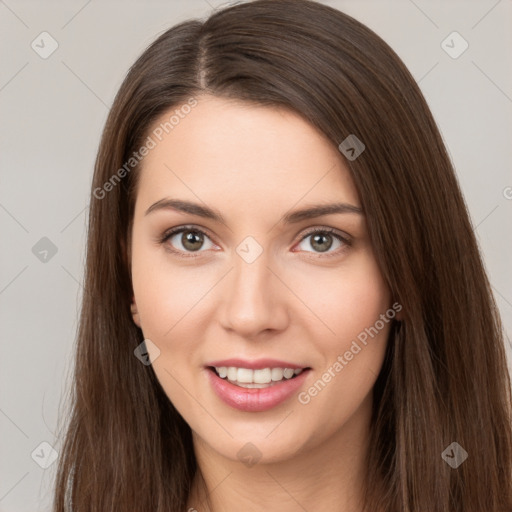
[130,94,393,512]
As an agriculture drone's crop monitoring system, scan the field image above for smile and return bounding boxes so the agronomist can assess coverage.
[205,360,311,412]
[212,366,304,388]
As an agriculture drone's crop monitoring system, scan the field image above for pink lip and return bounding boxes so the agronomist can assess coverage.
[206,358,306,370]
[205,367,310,412]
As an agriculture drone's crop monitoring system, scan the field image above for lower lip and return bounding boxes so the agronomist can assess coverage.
[206,368,310,412]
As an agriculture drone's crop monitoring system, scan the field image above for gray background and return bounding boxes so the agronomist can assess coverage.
[0,0,511,510]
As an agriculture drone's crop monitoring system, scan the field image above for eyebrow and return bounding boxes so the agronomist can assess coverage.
[145,198,363,224]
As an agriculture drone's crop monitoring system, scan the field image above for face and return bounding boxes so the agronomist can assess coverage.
[130,94,393,465]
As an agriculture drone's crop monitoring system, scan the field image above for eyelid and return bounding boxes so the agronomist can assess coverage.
[299,226,352,243]
[158,224,219,254]
[293,226,352,258]
[159,224,352,258]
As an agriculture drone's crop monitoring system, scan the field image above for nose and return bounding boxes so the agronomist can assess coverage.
[219,247,289,339]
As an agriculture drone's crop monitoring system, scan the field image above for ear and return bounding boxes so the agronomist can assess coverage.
[131,296,141,327]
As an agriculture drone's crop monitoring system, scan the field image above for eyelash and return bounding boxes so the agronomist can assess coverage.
[158,225,352,260]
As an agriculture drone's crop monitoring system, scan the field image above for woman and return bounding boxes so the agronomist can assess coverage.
[52,1,512,510]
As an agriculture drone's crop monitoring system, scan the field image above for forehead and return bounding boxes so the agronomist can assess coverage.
[135,95,360,212]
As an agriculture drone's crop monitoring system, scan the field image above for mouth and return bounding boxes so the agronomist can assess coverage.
[208,365,310,389]
[205,361,312,412]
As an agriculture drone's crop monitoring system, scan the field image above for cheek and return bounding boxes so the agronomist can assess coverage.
[296,251,391,346]
[335,271,390,342]
[295,253,391,409]
[130,244,206,411]
[131,238,212,341]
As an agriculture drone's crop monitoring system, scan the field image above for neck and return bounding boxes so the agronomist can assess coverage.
[186,394,374,512]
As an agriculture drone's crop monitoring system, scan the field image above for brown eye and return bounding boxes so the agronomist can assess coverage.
[295,228,351,257]
[309,232,334,253]
[180,230,205,251]
[161,226,215,256]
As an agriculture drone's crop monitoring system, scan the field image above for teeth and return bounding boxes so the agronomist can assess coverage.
[227,367,237,380]
[214,366,304,385]
[271,368,284,381]
[237,368,253,383]
[283,368,295,379]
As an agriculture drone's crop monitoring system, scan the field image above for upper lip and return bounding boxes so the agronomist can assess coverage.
[206,358,309,370]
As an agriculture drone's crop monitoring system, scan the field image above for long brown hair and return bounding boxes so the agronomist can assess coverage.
[52,1,512,510]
